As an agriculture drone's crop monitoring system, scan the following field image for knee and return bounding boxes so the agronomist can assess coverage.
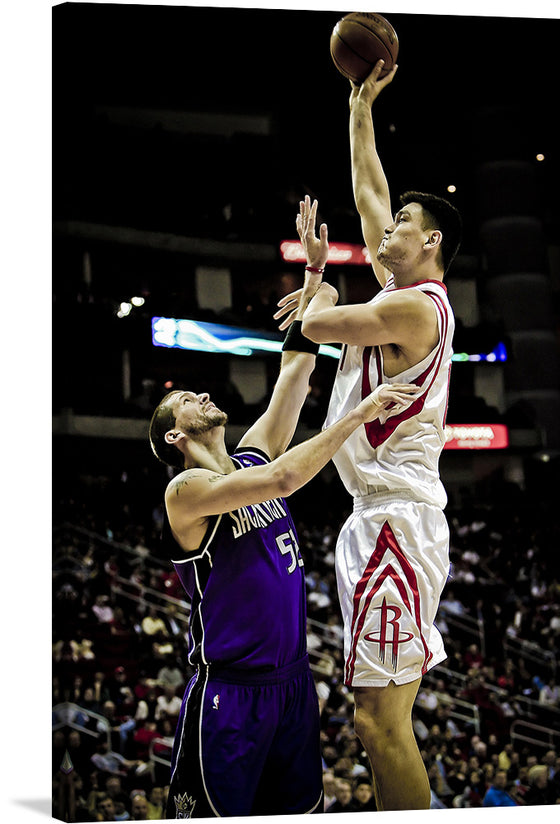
[354,705,396,752]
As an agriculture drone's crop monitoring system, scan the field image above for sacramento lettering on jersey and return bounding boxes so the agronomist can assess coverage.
[229,497,288,539]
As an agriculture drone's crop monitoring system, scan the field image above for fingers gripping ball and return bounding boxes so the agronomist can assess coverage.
[330,12,399,84]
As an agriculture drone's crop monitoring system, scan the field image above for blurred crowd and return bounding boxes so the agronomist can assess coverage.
[53,450,560,820]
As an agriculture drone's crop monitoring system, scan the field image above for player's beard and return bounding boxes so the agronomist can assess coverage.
[377,237,397,268]
[186,408,228,436]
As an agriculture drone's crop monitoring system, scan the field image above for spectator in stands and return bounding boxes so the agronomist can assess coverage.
[96,793,116,821]
[439,590,467,616]
[109,608,134,645]
[464,770,484,807]
[134,684,158,724]
[146,786,165,819]
[130,791,150,821]
[104,776,124,803]
[90,738,148,783]
[92,671,112,706]
[463,643,484,671]
[141,606,169,641]
[97,699,136,756]
[539,677,560,707]
[106,667,134,707]
[524,764,559,806]
[156,655,184,692]
[498,742,514,772]
[155,684,182,722]
[551,755,560,796]
[325,777,358,813]
[79,685,103,717]
[92,594,115,624]
[497,658,517,692]
[112,793,131,821]
[322,771,337,811]
[132,720,161,762]
[416,685,439,719]
[542,749,558,780]
[352,777,377,811]
[163,601,185,636]
[482,769,518,807]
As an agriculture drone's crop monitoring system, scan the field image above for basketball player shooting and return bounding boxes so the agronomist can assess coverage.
[276,60,462,811]
[149,261,419,817]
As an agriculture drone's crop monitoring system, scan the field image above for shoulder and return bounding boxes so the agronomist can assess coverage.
[377,286,437,319]
[165,468,222,503]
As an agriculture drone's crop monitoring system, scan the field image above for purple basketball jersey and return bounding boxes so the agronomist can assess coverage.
[163,447,308,671]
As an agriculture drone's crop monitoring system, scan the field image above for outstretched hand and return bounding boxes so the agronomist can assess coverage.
[296,195,329,271]
[273,195,331,330]
[358,382,421,424]
[349,58,398,109]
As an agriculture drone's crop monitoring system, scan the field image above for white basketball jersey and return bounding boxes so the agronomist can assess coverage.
[324,276,454,508]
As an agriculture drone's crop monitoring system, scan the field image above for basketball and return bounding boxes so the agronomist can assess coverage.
[330,12,399,85]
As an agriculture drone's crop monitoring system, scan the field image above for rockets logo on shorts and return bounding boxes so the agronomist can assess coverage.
[364,597,415,671]
[173,792,196,818]
[345,520,433,683]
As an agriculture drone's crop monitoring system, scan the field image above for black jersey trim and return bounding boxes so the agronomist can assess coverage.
[171,514,222,565]
[232,445,271,464]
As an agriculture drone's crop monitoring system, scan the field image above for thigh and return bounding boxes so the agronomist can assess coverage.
[167,671,278,818]
[253,669,323,815]
[336,501,449,688]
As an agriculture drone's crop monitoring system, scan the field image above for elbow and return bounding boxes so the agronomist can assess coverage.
[269,464,300,499]
[353,186,367,214]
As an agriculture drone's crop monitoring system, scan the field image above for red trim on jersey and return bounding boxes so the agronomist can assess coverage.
[360,289,451,449]
[389,279,448,293]
[345,521,432,685]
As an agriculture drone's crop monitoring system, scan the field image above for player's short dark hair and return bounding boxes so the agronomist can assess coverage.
[149,391,184,469]
[399,190,462,274]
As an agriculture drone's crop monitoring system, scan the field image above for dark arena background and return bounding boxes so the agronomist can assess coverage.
[49,2,560,821]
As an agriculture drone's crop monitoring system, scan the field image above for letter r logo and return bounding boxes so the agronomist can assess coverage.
[364,597,414,671]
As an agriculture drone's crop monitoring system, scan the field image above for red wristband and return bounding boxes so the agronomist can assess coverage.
[305,265,325,274]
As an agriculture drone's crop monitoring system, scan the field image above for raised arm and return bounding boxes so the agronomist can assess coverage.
[237,198,329,460]
[349,60,398,287]
[166,382,420,550]
[235,347,315,460]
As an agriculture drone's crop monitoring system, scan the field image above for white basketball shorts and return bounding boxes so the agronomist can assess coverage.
[335,490,450,688]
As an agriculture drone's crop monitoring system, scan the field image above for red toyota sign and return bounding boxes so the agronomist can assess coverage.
[444,424,509,450]
[280,239,370,265]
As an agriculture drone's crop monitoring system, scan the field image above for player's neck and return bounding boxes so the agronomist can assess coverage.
[393,263,443,288]
[184,427,235,474]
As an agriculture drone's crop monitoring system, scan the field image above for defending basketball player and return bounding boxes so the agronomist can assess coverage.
[275,60,462,811]
[149,263,419,818]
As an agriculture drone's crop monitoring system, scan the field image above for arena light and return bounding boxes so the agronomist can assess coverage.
[152,317,507,364]
[151,317,341,359]
[117,301,132,318]
[452,342,507,363]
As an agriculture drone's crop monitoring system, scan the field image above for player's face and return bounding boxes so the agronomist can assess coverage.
[377,202,428,269]
[172,390,228,436]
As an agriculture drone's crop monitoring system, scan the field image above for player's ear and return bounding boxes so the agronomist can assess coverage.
[425,230,442,249]
[164,429,186,446]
